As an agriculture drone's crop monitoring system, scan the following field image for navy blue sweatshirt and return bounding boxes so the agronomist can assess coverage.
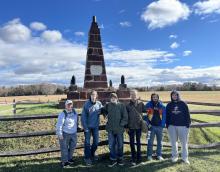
[166,101,191,128]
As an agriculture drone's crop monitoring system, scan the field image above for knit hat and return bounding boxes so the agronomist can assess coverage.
[110,93,118,99]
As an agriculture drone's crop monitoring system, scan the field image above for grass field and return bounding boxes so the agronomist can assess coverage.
[0,91,220,172]
[1,91,220,104]
[0,95,66,104]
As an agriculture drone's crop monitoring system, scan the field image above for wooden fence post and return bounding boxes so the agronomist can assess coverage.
[12,99,16,115]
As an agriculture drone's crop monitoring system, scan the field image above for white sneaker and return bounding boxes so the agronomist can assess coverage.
[171,157,178,162]
[131,161,136,166]
[183,159,190,165]
[157,156,164,161]
[147,156,152,161]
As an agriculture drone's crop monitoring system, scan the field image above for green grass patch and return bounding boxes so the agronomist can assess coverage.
[191,114,220,122]
[0,104,220,171]
[0,148,219,172]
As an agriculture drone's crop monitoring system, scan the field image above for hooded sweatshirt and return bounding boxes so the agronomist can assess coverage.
[56,109,78,137]
[166,91,191,128]
[145,94,166,128]
[81,99,103,130]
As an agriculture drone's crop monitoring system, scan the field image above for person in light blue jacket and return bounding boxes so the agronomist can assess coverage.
[81,90,103,166]
[56,99,78,168]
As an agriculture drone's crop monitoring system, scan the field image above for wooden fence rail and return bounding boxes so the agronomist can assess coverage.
[0,123,220,139]
[0,100,220,157]
[140,100,220,107]
[0,110,220,121]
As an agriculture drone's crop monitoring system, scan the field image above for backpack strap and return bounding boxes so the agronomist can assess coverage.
[63,110,68,120]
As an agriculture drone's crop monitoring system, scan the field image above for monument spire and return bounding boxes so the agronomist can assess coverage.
[92,16,96,23]
[83,16,108,89]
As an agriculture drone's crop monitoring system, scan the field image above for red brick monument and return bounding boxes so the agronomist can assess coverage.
[59,16,130,108]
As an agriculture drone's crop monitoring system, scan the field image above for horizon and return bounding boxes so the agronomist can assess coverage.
[0,0,220,87]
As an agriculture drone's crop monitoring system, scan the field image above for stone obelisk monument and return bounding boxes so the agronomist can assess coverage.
[84,16,108,89]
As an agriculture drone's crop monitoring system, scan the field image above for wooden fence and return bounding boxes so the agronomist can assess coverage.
[0,101,220,157]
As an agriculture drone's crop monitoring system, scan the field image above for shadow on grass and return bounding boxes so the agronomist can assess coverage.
[1,149,220,172]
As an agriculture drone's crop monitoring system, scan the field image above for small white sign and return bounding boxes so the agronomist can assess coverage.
[90,65,102,75]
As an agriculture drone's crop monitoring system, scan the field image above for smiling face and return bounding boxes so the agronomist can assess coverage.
[65,103,73,111]
[171,93,178,101]
[110,96,117,103]
[152,94,159,102]
[130,90,138,101]
[90,91,98,102]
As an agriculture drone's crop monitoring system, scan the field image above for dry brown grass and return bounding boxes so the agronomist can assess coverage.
[0,95,66,103]
[1,91,220,104]
[138,91,220,103]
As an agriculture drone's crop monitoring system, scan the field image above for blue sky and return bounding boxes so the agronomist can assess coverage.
[0,0,220,87]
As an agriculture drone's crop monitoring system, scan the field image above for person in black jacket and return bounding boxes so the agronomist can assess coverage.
[166,90,191,164]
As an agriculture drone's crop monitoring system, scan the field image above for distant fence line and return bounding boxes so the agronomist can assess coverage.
[0,101,220,157]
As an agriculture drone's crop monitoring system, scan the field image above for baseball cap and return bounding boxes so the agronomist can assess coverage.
[65,100,73,106]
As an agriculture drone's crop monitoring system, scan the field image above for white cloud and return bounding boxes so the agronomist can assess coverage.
[194,0,220,15]
[0,18,219,87]
[30,22,47,31]
[141,0,190,29]
[169,34,178,39]
[74,31,85,36]
[99,24,104,29]
[119,9,126,14]
[170,42,180,49]
[119,21,132,27]
[0,18,31,43]
[183,50,192,56]
[41,30,62,43]
[105,49,175,65]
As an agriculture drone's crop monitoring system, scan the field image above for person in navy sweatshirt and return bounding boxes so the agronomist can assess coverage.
[166,90,191,164]
[81,90,103,166]
[56,100,78,168]
[145,93,166,161]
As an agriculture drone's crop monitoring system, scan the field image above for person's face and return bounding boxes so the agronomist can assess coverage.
[172,93,178,101]
[65,103,73,111]
[152,95,159,102]
[111,97,117,103]
[130,91,137,101]
[91,92,97,102]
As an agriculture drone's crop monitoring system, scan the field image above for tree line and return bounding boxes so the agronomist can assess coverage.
[132,82,220,92]
[0,83,66,97]
[0,82,219,97]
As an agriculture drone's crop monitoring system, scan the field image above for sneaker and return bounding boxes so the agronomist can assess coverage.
[108,160,117,167]
[157,156,164,161]
[147,156,152,161]
[68,158,74,164]
[171,157,178,163]
[131,161,136,166]
[136,159,142,164]
[61,162,70,168]
[84,158,92,166]
[117,159,124,166]
[92,155,99,161]
[183,159,190,165]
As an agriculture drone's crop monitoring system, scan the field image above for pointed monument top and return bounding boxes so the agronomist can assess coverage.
[92,16,96,23]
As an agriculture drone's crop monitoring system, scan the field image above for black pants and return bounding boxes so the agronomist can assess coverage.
[129,129,142,162]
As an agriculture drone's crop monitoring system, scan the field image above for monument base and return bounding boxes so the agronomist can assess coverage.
[59,88,130,109]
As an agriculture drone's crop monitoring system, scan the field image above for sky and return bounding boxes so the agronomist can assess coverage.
[0,0,220,87]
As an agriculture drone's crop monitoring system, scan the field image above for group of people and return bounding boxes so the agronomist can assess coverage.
[56,90,191,168]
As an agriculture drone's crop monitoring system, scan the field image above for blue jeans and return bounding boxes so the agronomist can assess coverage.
[59,132,77,163]
[84,127,99,159]
[108,132,124,160]
[129,129,142,161]
[147,126,163,157]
